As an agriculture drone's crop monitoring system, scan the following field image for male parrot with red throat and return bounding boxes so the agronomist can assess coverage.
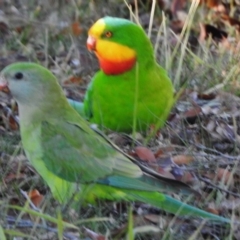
[69,16,174,133]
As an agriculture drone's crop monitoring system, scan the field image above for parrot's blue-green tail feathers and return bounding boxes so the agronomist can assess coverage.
[67,99,85,117]
[163,195,231,223]
[127,191,232,224]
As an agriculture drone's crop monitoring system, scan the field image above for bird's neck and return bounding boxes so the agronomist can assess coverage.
[96,49,155,76]
[95,40,137,75]
[18,104,47,127]
[18,98,66,127]
[98,55,136,75]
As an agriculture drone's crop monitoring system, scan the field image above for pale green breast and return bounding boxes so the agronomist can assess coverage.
[20,122,76,203]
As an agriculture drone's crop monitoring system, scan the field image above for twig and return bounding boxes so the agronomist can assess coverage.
[193,143,240,161]
[198,176,240,198]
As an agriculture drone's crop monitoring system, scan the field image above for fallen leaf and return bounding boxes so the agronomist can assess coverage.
[221,14,240,31]
[64,76,83,85]
[134,146,156,162]
[154,146,174,158]
[182,105,202,124]
[173,155,194,165]
[4,172,26,183]
[8,114,19,130]
[207,205,219,215]
[28,189,44,207]
[205,0,221,8]
[198,93,216,100]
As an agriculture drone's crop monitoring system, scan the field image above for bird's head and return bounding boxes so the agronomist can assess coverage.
[87,16,153,75]
[0,62,63,107]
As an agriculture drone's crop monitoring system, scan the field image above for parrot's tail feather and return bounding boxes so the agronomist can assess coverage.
[127,191,232,224]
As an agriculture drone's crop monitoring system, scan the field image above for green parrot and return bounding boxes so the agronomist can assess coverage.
[0,62,232,224]
[68,16,174,132]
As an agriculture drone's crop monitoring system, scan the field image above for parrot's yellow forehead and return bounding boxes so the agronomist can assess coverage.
[88,19,105,37]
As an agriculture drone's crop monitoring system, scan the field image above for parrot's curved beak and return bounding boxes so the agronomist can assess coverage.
[87,35,96,51]
[0,75,9,93]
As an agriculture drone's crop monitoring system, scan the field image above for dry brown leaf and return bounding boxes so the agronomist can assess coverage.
[172,155,194,165]
[183,106,202,118]
[199,0,225,12]
[204,168,233,185]
[4,172,26,183]
[134,146,156,162]
[154,146,174,158]
[28,189,44,207]
[221,14,240,31]
[8,114,19,130]
[64,76,83,85]
[198,92,216,100]
[206,207,219,215]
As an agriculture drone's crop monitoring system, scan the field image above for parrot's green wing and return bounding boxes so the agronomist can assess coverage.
[40,119,195,195]
[41,119,142,183]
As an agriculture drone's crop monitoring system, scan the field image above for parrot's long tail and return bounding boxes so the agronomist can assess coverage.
[126,190,232,224]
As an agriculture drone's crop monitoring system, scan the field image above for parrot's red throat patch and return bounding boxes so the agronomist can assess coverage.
[96,54,136,75]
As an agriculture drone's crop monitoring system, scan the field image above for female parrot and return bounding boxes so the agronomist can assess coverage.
[69,16,174,133]
[0,62,232,223]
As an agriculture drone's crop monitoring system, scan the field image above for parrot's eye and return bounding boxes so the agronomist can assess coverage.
[15,72,23,80]
[104,31,112,38]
